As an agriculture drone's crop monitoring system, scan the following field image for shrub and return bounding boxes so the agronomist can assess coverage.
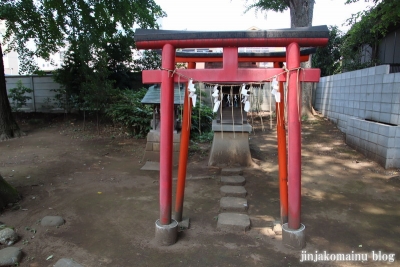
[190,103,214,142]
[8,80,33,112]
[106,88,152,137]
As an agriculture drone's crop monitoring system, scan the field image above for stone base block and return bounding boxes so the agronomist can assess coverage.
[282,223,306,250]
[155,219,178,246]
[208,131,253,166]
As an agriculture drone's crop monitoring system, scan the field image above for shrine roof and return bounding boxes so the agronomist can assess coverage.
[135,25,329,49]
[141,84,185,105]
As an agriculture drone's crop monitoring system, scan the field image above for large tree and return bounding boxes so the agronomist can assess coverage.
[0,0,165,140]
[245,0,316,118]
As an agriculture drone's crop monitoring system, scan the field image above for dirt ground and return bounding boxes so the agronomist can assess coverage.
[0,113,399,267]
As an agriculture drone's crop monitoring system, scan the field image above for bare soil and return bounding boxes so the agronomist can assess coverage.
[0,113,399,267]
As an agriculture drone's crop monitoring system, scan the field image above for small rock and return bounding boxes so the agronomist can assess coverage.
[41,216,65,227]
[273,223,282,235]
[0,247,22,266]
[0,228,18,246]
[54,258,84,267]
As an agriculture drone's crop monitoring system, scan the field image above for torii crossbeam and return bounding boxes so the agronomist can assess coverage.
[135,25,329,248]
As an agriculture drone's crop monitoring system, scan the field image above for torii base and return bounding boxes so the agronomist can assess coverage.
[282,223,306,250]
[155,219,178,246]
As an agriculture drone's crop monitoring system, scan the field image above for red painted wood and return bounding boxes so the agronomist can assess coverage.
[174,62,196,222]
[136,38,329,49]
[286,42,302,230]
[175,55,310,63]
[274,62,288,225]
[159,44,175,225]
[142,68,321,84]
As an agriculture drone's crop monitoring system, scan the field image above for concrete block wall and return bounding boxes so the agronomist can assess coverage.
[6,75,62,112]
[315,65,400,168]
[346,117,400,168]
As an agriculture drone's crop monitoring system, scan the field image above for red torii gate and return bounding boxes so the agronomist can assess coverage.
[135,26,329,248]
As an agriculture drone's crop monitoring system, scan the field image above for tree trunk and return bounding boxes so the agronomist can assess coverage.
[0,174,21,210]
[0,43,22,141]
[289,0,315,119]
[289,0,314,28]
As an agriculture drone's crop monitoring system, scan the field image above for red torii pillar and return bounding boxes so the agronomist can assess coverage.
[135,27,328,248]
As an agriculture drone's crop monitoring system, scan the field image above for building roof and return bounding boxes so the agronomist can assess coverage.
[141,84,186,105]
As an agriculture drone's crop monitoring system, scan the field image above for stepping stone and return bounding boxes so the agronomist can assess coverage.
[217,213,250,232]
[220,185,247,197]
[220,176,246,186]
[220,197,248,212]
[221,168,243,176]
[41,216,65,227]
[0,247,22,266]
[54,258,84,267]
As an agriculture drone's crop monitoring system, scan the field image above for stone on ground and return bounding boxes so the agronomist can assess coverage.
[0,228,18,245]
[220,176,246,186]
[179,217,190,229]
[220,197,248,212]
[217,213,250,231]
[140,161,160,171]
[273,223,282,235]
[54,258,84,267]
[221,168,243,176]
[0,247,21,266]
[41,216,65,227]
[220,185,247,197]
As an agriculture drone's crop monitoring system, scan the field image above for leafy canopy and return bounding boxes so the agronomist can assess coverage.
[0,0,166,74]
[244,0,289,14]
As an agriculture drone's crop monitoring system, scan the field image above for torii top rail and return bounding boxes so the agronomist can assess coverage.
[134,26,329,231]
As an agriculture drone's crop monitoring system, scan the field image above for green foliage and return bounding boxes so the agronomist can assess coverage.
[244,0,289,14]
[342,0,400,71]
[1,0,166,75]
[8,80,33,112]
[106,88,153,137]
[81,52,116,115]
[312,26,344,76]
[190,103,214,142]
[133,50,162,71]
[345,0,399,36]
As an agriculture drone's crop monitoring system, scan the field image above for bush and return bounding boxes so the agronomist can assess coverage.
[106,88,152,137]
[8,80,33,112]
[190,103,214,142]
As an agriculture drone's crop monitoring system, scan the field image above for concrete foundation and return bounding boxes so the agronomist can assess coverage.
[208,121,253,166]
[143,130,180,165]
[282,223,306,250]
[155,219,178,246]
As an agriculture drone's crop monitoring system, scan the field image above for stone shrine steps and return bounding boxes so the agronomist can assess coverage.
[217,168,250,232]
